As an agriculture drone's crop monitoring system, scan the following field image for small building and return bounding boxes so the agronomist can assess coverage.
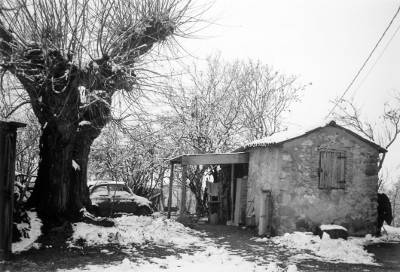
[241,121,386,236]
[169,121,386,236]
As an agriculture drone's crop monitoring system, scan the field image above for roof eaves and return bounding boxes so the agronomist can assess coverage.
[327,122,387,153]
[235,121,387,153]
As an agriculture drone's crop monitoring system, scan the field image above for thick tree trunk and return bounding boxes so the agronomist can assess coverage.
[29,120,77,223]
[69,125,102,217]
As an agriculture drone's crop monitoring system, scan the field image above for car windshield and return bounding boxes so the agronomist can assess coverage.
[91,186,108,197]
[91,184,132,197]
[109,184,131,197]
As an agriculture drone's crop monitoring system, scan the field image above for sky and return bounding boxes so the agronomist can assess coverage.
[173,0,400,187]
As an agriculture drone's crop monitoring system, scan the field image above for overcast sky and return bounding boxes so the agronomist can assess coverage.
[177,0,400,186]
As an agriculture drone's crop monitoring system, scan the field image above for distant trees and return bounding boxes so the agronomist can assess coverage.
[160,55,306,213]
[14,111,40,197]
[0,73,40,202]
[0,0,199,224]
[89,121,169,198]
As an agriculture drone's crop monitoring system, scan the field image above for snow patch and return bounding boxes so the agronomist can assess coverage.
[383,225,400,241]
[60,245,296,272]
[268,232,376,265]
[12,211,42,253]
[72,160,80,171]
[363,225,400,244]
[78,86,86,92]
[320,224,347,231]
[78,120,92,126]
[69,215,204,248]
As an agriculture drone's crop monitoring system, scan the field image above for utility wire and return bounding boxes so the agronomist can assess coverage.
[350,20,400,98]
[325,4,400,119]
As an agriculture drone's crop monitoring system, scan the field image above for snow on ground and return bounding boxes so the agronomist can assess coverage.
[255,231,377,265]
[382,225,400,241]
[254,226,400,265]
[363,225,400,244]
[61,246,298,272]
[64,244,296,272]
[12,211,42,253]
[69,215,204,249]
[67,214,400,271]
[320,224,347,231]
[67,214,298,272]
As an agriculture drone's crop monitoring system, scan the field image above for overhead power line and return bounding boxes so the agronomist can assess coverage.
[325,4,400,119]
[351,19,400,97]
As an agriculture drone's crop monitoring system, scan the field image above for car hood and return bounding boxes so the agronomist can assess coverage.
[90,194,151,207]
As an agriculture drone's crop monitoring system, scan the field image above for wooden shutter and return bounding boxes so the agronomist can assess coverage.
[319,151,330,189]
[319,150,346,189]
[336,151,346,189]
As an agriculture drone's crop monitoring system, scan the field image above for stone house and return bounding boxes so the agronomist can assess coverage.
[238,121,386,236]
[169,121,386,236]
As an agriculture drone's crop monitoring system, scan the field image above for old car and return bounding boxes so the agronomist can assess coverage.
[89,180,152,217]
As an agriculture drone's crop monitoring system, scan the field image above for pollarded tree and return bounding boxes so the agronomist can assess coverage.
[0,0,198,224]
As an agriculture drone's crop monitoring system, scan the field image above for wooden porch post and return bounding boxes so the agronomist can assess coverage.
[0,121,25,260]
[167,163,174,219]
[230,164,235,221]
[180,164,187,214]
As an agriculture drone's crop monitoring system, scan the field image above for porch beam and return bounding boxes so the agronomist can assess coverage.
[177,152,249,165]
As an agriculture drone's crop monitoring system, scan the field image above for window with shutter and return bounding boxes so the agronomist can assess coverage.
[318,150,346,189]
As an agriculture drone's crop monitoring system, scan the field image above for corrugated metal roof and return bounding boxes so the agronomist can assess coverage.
[245,128,311,148]
[239,121,387,153]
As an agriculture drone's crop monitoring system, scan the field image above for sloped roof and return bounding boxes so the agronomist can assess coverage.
[238,121,387,153]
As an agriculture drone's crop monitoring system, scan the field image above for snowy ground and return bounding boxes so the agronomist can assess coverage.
[6,214,400,272]
[12,211,42,253]
[63,214,298,272]
[63,215,400,271]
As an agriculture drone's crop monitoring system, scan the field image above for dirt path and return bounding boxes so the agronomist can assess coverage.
[192,223,400,272]
[366,243,400,271]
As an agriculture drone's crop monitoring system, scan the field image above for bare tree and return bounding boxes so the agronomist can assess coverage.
[160,55,305,214]
[238,60,306,140]
[14,110,41,200]
[89,120,170,198]
[0,73,40,202]
[0,72,30,119]
[0,0,200,224]
[333,95,400,188]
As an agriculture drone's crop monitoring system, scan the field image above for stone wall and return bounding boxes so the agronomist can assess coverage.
[248,147,281,229]
[248,126,380,236]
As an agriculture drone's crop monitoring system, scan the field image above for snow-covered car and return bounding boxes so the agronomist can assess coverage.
[89,180,152,217]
